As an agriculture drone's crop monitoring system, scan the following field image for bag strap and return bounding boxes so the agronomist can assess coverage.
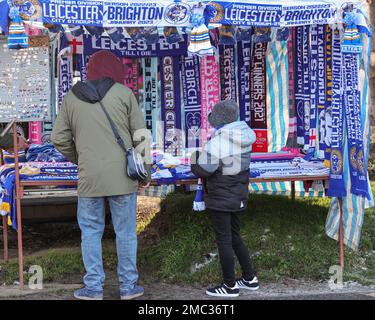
[86,81,128,153]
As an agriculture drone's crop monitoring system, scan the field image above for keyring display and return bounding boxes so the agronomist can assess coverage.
[0,39,51,122]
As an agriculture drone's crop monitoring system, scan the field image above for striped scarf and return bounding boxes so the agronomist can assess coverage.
[266,30,289,152]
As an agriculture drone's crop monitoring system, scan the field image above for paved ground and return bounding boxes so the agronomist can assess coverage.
[1,279,374,300]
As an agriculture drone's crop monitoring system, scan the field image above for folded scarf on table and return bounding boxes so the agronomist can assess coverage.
[2,151,26,164]
[26,144,67,162]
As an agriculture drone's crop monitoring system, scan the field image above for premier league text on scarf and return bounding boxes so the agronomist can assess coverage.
[217,3,281,27]
[42,0,103,25]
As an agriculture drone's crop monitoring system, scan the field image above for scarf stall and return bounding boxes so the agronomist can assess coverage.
[0,1,373,280]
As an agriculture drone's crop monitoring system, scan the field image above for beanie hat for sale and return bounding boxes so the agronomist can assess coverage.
[8,7,28,49]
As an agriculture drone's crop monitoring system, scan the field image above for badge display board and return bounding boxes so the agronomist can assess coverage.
[0,36,51,122]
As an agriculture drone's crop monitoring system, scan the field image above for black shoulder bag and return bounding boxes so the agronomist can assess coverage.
[86,81,148,181]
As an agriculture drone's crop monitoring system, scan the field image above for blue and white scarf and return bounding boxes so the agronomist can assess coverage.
[343,52,369,198]
[352,52,368,198]
[305,25,318,159]
[317,24,328,160]
[294,26,305,146]
[327,28,346,198]
[302,25,311,152]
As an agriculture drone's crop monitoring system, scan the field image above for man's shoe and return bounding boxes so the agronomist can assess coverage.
[74,287,103,300]
[206,283,239,298]
[236,276,259,291]
[120,285,145,300]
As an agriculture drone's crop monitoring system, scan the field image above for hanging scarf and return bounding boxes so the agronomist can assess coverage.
[57,33,73,110]
[219,44,237,102]
[42,37,58,144]
[305,25,319,159]
[327,28,346,198]
[181,55,202,149]
[342,52,369,198]
[324,25,333,167]
[200,55,220,144]
[302,25,311,152]
[316,24,327,160]
[77,52,89,82]
[342,52,358,193]
[142,58,159,142]
[28,122,42,144]
[123,58,139,99]
[160,56,182,156]
[142,58,153,133]
[237,40,252,125]
[352,53,369,198]
[250,41,268,153]
[294,26,305,146]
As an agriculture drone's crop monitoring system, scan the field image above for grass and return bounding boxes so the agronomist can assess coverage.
[1,185,375,286]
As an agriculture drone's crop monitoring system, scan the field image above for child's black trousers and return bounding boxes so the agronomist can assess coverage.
[209,210,256,287]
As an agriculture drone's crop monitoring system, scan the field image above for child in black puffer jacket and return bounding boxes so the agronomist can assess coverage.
[191,100,259,298]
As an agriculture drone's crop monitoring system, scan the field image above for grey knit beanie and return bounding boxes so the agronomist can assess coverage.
[208,99,239,128]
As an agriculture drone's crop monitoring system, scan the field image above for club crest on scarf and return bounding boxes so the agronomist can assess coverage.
[165,3,190,25]
[357,149,365,175]
[205,2,224,24]
[15,0,42,21]
[331,149,343,175]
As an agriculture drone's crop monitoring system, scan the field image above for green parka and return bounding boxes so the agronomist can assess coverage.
[52,78,150,197]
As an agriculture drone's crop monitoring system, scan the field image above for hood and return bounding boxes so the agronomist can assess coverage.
[86,50,125,84]
[205,121,256,159]
[71,78,116,103]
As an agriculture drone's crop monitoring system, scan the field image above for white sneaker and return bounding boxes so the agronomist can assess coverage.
[236,276,260,291]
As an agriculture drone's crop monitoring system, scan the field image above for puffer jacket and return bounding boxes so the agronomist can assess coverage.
[191,121,256,212]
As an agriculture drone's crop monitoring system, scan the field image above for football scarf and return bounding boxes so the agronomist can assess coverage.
[294,26,305,146]
[302,25,311,152]
[142,57,158,141]
[77,52,89,82]
[343,52,369,198]
[200,55,220,144]
[317,24,327,160]
[305,25,319,159]
[250,41,268,153]
[327,28,346,198]
[57,33,73,110]
[123,58,139,99]
[352,53,369,198]
[324,25,333,167]
[28,122,42,144]
[342,52,358,193]
[160,56,182,156]
[219,44,237,102]
[237,40,252,125]
[181,55,202,149]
